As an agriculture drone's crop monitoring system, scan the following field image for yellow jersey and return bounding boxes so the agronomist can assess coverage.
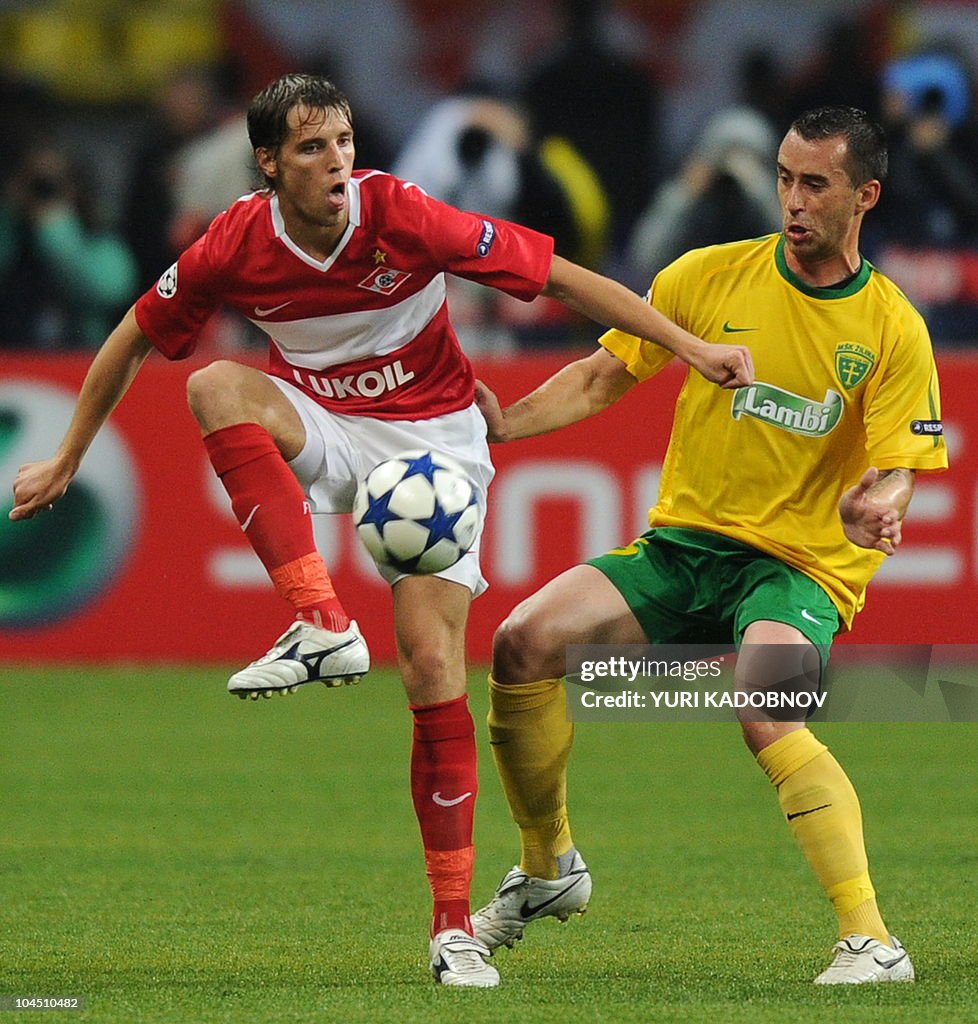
[600,234,948,628]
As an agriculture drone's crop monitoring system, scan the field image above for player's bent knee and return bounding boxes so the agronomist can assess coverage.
[186,361,244,420]
[187,360,287,436]
[492,606,562,685]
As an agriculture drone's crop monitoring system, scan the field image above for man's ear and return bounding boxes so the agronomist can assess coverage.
[856,178,881,214]
[255,147,277,183]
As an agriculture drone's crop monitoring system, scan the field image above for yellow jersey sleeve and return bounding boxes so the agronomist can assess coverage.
[862,305,948,472]
[597,262,691,381]
[598,326,674,381]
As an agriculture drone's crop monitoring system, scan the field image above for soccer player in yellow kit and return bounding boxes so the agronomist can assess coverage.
[471,107,948,984]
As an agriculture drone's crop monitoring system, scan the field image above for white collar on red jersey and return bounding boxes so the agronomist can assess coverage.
[268,174,374,272]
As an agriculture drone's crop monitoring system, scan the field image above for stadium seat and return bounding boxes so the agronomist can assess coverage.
[0,1,222,102]
[3,9,121,102]
[124,11,224,93]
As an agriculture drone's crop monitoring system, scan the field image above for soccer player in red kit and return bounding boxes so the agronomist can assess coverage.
[10,74,752,987]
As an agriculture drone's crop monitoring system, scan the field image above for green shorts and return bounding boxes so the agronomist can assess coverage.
[587,527,840,661]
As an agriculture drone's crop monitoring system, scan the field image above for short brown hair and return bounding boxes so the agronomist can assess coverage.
[247,73,352,187]
[789,106,887,186]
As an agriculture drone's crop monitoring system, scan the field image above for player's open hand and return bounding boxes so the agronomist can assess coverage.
[839,467,904,555]
[691,342,754,389]
[9,456,75,521]
[474,380,508,442]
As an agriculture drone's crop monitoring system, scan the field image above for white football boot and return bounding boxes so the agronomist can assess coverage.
[227,619,369,699]
[472,849,592,951]
[429,929,499,988]
[813,934,915,985]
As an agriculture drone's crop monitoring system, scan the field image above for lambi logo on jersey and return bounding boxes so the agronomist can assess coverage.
[731,382,843,437]
[835,343,876,390]
[359,266,412,296]
[157,261,178,298]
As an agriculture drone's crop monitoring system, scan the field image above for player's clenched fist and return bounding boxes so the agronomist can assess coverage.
[693,342,755,390]
[9,456,74,520]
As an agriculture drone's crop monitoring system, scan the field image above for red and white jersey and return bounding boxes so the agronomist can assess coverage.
[135,170,554,419]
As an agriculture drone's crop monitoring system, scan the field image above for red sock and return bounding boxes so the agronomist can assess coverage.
[203,423,349,631]
[410,695,478,936]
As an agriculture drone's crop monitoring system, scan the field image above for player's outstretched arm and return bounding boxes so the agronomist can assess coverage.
[475,346,636,443]
[541,255,754,389]
[9,306,154,521]
[839,467,916,556]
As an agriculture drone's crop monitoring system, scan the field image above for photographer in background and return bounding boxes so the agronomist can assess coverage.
[394,93,603,268]
[875,50,978,248]
[0,142,137,349]
[394,92,609,350]
[626,106,782,284]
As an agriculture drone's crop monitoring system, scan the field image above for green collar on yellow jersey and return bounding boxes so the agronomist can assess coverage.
[774,235,873,299]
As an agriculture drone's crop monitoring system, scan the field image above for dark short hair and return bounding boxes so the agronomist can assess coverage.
[789,106,888,185]
[247,73,352,186]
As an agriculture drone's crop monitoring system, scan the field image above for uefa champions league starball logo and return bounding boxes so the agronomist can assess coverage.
[0,382,139,628]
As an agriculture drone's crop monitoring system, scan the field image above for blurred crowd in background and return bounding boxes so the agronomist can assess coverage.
[3,0,978,354]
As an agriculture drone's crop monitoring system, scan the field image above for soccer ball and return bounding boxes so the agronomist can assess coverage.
[353,450,481,574]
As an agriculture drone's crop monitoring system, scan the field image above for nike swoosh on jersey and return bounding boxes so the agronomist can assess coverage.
[432,791,473,807]
[800,609,821,625]
[254,301,294,317]
[722,321,759,333]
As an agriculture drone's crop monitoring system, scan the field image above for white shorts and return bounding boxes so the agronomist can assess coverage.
[268,375,494,596]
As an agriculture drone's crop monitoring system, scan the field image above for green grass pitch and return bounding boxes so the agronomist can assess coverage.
[3,666,978,1023]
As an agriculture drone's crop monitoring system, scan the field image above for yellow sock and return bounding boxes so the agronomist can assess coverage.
[487,675,574,879]
[756,729,890,944]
